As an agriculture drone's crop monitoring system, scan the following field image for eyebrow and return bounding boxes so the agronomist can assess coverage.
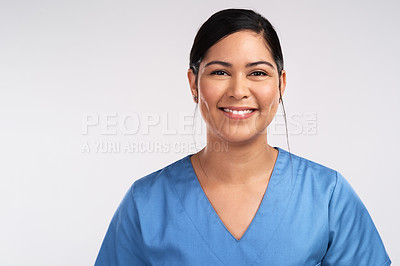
[204,60,275,69]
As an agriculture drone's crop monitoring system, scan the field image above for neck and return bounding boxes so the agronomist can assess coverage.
[197,133,278,185]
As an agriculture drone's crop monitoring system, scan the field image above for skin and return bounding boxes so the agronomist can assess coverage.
[187,30,286,240]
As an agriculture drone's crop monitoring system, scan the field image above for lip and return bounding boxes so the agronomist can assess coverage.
[219,106,258,120]
[220,106,257,111]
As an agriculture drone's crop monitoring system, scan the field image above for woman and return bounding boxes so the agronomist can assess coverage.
[95,9,391,265]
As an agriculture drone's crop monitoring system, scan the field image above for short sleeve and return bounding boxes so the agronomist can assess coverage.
[321,171,391,265]
[95,183,147,265]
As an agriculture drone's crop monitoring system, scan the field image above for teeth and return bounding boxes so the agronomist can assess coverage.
[223,108,254,115]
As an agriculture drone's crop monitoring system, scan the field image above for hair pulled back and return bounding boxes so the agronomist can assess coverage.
[189,9,284,81]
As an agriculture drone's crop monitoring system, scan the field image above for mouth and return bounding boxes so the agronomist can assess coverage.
[219,106,257,119]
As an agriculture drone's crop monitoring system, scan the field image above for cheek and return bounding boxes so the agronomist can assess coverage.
[198,78,225,109]
[253,86,280,129]
[254,84,280,111]
[196,79,219,124]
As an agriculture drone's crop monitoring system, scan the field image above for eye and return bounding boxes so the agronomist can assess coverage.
[250,71,268,76]
[211,70,229,76]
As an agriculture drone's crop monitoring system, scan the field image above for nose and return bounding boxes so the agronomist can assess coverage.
[227,74,251,100]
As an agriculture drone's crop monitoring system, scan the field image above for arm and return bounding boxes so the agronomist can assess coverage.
[321,171,391,265]
[95,183,147,266]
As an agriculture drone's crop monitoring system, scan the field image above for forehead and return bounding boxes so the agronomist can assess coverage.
[201,30,274,65]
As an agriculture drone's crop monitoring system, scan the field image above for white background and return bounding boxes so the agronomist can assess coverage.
[1,0,399,265]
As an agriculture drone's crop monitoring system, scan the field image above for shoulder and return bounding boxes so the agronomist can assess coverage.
[121,155,193,236]
[128,155,191,205]
[275,147,351,208]
[278,147,339,187]
[277,149,391,264]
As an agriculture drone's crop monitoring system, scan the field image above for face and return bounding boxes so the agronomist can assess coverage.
[188,30,286,144]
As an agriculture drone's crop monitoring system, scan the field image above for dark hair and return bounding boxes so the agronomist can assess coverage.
[189,8,284,82]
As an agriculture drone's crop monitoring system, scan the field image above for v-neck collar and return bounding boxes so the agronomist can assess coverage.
[169,146,298,265]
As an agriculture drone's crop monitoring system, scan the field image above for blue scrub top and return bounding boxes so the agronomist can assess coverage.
[95,147,391,265]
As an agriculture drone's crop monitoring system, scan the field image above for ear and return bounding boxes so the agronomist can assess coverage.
[187,68,198,103]
[279,69,287,99]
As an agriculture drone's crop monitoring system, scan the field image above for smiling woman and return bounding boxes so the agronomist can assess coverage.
[95,8,391,265]
[188,30,285,144]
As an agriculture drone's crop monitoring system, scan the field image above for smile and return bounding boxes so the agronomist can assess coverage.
[219,107,257,120]
[222,108,254,115]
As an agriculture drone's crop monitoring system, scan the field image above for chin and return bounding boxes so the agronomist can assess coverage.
[214,128,265,145]
[205,117,269,145]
